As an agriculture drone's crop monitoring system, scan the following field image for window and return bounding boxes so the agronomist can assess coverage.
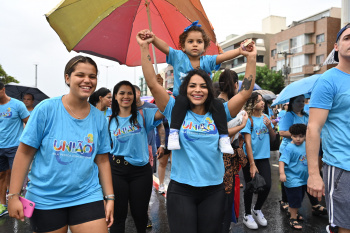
[271,49,277,57]
[290,35,307,54]
[277,40,289,53]
[257,55,264,63]
[316,54,325,64]
[277,60,286,72]
[271,66,277,71]
[290,55,309,73]
[316,34,325,44]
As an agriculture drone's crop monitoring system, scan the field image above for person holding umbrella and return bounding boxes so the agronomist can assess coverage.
[0,81,30,217]
[137,28,257,233]
[22,93,35,113]
[307,24,350,233]
[7,56,114,233]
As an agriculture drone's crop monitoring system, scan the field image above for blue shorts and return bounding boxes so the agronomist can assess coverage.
[0,146,18,172]
[284,185,307,208]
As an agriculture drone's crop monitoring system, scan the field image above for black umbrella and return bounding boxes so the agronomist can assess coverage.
[254,90,277,101]
[5,83,49,106]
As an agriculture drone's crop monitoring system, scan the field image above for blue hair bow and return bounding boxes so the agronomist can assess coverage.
[184,20,202,32]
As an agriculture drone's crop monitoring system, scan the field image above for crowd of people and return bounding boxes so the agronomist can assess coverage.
[0,21,349,233]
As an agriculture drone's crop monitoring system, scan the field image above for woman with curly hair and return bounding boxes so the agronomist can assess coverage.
[240,92,276,229]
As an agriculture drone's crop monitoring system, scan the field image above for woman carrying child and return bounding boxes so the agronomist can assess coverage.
[240,92,276,230]
[279,123,308,230]
[139,21,254,154]
[137,27,257,233]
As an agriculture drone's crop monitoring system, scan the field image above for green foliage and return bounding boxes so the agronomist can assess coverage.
[238,74,244,80]
[0,64,19,84]
[255,65,284,94]
[212,70,222,82]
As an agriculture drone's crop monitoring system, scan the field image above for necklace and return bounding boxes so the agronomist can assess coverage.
[64,95,83,119]
[189,111,204,123]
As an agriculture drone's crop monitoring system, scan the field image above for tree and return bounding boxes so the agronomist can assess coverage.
[255,65,284,94]
[0,64,20,84]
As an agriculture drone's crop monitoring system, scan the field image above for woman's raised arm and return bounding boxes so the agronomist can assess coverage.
[137,35,169,112]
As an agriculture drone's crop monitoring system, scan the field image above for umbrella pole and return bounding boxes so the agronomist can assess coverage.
[145,0,158,74]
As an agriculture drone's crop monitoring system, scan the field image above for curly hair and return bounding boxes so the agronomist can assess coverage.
[178,26,211,51]
[243,92,263,117]
[289,123,307,136]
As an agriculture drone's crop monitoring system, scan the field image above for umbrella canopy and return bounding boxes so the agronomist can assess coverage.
[5,83,50,106]
[271,74,321,107]
[45,0,219,66]
[254,90,277,101]
[238,80,261,91]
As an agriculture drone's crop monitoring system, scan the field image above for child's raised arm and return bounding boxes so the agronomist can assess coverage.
[138,29,170,55]
[216,39,254,64]
[137,34,169,112]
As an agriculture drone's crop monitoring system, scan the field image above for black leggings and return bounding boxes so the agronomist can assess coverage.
[220,177,235,233]
[170,95,228,135]
[110,156,153,233]
[279,153,319,206]
[167,180,225,233]
[243,158,271,214]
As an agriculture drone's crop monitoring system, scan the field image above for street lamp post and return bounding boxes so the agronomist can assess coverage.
[34,64,38,87]
[278,52,293,85]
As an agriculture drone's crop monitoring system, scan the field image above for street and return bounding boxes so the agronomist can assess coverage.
[0,151,329,232]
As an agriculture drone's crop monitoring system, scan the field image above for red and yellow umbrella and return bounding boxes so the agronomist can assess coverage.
[46,0,219,67]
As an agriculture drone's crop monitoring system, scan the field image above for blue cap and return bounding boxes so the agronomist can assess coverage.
[334,23,350,62]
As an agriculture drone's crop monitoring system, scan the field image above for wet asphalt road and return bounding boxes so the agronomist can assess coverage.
[0,152,330,233]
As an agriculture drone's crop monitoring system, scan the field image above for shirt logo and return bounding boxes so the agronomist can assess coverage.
[299,154,307,166]
[53,133,95,165]
[182,117,217,141]
[254,126,269,140]
[0,108,12,119]
[112,123,142,143]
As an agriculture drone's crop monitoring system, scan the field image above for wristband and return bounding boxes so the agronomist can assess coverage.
[7,193,20,200]
[104,194,115,200]
[160,145,165,148]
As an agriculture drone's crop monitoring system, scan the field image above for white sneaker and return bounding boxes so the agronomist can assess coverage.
[158,183,166,194]
[251,207,267,226]
[219,136,234,154]
[243,214,258,229]
[168,129,180,150]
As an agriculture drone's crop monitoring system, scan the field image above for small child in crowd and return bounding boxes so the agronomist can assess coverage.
[138,21,253,154]
[279,123,308,230]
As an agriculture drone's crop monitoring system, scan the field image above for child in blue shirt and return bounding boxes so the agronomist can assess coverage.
[279,123,308,230]
[138,21,253,154]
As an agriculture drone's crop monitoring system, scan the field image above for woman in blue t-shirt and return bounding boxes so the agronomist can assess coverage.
[108,80,164,233]
[240,92,276,229]
[278,95,327,217]
[137,33,257,233]
[89,87,112,117]
[8,56,114,233]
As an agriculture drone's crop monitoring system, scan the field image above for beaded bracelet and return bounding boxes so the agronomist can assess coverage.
[7,193,20,200]
[104,194,115,201]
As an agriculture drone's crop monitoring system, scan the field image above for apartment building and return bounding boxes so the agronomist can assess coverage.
[270,8,341,83]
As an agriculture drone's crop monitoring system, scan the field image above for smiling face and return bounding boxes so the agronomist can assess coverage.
[115,85,134,108]
[182,31,205,58]
[186,74,208,106]
[65,62,97,100]
[335,28,350,61]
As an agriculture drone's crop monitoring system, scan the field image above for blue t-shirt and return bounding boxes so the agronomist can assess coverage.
[279,142,308,188]
[278,110,287,119]
[105,107,112,117]
[20,96,111,210]
[161,97,233,187]
[304,104,310,114]
[166,47,219,96]
[241,115,274,160]
[278,111,308,153]
[0,98,29,148]
[310,68,350,171]
[109,108,161,166]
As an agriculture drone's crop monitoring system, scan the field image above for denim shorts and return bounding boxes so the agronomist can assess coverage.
[0,146,18,172]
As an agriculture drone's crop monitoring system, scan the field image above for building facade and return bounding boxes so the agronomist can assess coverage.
[270,8,341,83]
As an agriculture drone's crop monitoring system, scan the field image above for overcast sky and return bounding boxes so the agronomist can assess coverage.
[0,0,341,97]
